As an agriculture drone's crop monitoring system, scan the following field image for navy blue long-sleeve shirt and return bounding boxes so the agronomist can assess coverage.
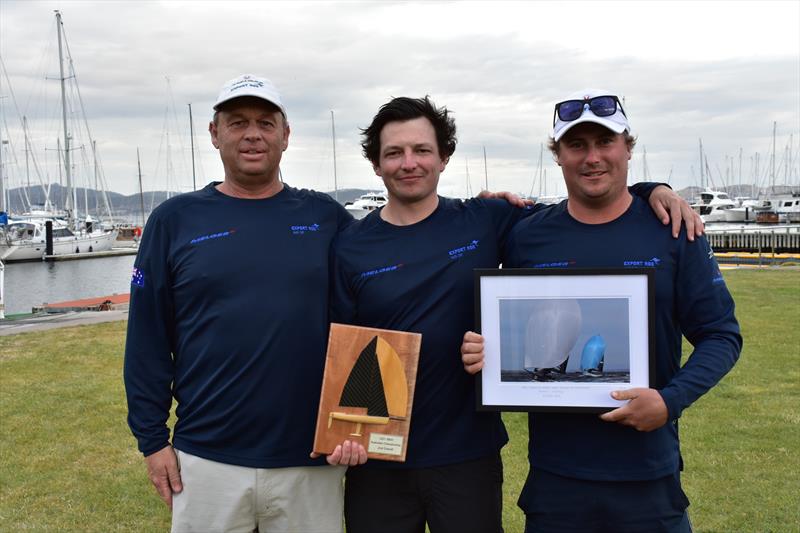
[124,183,352,468]
[331,197,534,468]
[506,196,742,485]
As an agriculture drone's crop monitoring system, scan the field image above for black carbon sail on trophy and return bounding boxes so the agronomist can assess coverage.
[328,335,408,436]
[314,324,421,462]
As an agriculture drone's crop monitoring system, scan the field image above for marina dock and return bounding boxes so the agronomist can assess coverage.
[43,246,138,261]
[32,293,130,313]
[705,224,800,253]
[715,251,800,267]
[0,293,130,336]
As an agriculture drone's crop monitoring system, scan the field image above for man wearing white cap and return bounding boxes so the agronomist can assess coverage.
[462,90,742,532]
[124,74,352,532]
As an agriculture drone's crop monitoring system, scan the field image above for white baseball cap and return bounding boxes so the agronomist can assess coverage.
[213,74,286,117]
[552,89,629,141]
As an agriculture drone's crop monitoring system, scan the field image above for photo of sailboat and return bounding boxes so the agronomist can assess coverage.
[499,298,631,383]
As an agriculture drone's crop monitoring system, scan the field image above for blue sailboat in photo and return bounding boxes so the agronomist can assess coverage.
[580,334,606,376]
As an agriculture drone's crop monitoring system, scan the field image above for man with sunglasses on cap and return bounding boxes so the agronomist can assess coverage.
[329,95,705,533]
[461,90,742,532]
[124,74,352,532]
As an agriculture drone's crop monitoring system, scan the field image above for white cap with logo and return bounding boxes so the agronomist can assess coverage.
[213,74,286,117]
[552,88,629,141]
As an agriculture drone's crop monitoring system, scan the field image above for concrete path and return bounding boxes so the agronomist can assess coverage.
[0,309,128,336]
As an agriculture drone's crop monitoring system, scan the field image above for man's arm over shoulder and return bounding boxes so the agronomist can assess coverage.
[124,213,177,457]
[631,182,704,239]
[659,236,743,421]
[472,197,551,263]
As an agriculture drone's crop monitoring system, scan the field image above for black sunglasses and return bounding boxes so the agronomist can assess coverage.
[553,95,626,125]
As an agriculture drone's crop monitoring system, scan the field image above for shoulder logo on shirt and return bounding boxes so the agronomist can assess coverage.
[359,263,404,279]
[623,257,661,267]
[131,267,145,288]
[291,223,320,235]
[448,239,479,260]
[190,229,237,245]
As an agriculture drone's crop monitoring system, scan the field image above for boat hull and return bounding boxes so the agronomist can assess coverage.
[0,229,119,262]
[344,207,372,220]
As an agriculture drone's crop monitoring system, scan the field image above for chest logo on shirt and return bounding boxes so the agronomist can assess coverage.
[291,223,320,235]
[359,263,404,279]
[623,257,661,267]
[448,239,479,260]
[531,260,576,268]
[189,229,237,245]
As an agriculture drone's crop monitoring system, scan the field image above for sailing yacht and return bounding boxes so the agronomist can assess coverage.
[0,11,118,261]
[0,217,116,261]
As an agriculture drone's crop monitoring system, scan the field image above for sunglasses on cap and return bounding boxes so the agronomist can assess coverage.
[553,95,627,125]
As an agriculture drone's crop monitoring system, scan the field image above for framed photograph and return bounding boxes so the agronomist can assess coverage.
[475,268,654,413]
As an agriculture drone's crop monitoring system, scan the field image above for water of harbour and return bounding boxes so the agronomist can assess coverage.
[2,255,136,315]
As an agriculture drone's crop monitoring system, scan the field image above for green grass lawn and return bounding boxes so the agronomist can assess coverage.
[1,269,798,532]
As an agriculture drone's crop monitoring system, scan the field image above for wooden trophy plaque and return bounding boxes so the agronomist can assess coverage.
[313,323,421,462]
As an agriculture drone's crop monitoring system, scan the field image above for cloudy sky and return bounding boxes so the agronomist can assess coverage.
[1,0,798,198]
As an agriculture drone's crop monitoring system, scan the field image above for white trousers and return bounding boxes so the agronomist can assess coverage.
[172,449,346,533]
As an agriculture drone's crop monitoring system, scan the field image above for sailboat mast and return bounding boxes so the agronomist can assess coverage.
[754,153,760,197]
[188,103,197,191]
[331,110,338,202]
[83,145,89,219]
[642,147,648,181]
[738,147,742,196]
[771,121,776,190]
[22,116,33,210]
[465,158,472,198]
[0,120,5,214]
[483,146,488,191]
[166,131,173,199]
[137,148,146,227]
[529,143,543,199]
[785,136,791,185]
[57,137,63,201]
[56,11,75,226]
[23,116,30,194]
[93,140,99,214]
[698,139,704,189]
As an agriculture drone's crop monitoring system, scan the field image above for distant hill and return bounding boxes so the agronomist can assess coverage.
[7,184,795,220]
[3,184,382,221]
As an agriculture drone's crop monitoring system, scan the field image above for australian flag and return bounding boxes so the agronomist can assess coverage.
[131,267,145,288]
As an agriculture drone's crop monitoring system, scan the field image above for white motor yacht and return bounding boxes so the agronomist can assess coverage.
[723,198,771,223]
[690,189,737,223]
[344,193,388,219]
